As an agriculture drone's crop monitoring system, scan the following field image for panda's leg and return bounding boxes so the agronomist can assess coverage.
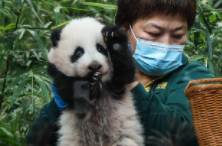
[102,25,135,93]
[57,111,82,146]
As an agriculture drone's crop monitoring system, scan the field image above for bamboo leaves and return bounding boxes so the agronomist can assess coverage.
[26,0,44,25]
[214,0,222,8]
[10,76,29,108]
[28,30,48,59]
[206,28,213,59]
[34,75,51,103]
[0,126,20,146]
[187,0,222,76]
[81,2,117,9]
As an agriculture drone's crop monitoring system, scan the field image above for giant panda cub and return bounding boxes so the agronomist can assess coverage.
[47,17,144,146]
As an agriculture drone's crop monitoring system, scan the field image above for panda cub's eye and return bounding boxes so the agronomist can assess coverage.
[76,50,83,57]
[75,47,84,57]
[97,47,101,52]
[96,43,108,57]
[71,47,84,62]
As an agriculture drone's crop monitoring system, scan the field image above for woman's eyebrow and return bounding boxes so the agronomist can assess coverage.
[172,26,187,32]
[149,23,164,31]
[147,23,187,32]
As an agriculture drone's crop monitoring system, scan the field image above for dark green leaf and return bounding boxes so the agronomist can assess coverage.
[197,4,212,33]
[0,127,13,138]
[28,30,48,59]
[5,77,22,92]
[214,0,222,8]
[208,59,219,77]
[34,75,51,103]
[13,116,18,136]
[43,1,55,6]
[65,7,91,11]
[212,26,222,33]
[41,20,71,35]
[208,0,213,6]
[10,76,29,108]
[81,2,117,8]
[217,52,222,63]
[206,28,213,59]
[193,20,201,48]
[0,8,13,19]
[18,29,26,39]
[54,7,60,25]
[43,22,52,28]
[192,55,208,61]
[26,0,44,25]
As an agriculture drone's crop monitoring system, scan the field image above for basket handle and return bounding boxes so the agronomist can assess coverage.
[185,78,222,91]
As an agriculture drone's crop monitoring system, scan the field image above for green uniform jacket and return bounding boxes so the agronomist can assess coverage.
[27,57,215,146]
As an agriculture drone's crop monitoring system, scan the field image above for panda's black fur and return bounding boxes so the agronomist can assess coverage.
[47,17,144,146]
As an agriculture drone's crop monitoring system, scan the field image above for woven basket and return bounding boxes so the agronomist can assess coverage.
[185,78,222,146]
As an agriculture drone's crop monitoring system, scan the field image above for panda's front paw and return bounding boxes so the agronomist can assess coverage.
[102,25,128,52]
[90,72,101,100]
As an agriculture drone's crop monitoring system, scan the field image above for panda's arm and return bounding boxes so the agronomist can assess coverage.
[102,25,135,94]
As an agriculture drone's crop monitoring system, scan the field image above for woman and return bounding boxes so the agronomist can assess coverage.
[27,0,215,146]
[115,0,215,145]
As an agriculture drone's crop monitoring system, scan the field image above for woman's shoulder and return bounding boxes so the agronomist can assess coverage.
[179,61,214,75]
[170,61,215,83]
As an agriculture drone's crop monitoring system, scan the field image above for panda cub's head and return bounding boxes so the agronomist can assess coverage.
[48,17,112,81]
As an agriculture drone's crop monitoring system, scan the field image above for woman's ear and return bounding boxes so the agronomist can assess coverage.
[121,23,129,31]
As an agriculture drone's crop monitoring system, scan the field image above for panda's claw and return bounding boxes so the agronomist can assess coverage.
[94,72,101,77]
[92,77,98,81]
[111,32,114,37]
[90,72,101,89]
[94,74,99,77]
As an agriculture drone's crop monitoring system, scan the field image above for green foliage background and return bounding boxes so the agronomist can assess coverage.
[0,0,221,145]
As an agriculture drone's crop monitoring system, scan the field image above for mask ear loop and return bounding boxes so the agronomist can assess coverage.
[129,25,138,42]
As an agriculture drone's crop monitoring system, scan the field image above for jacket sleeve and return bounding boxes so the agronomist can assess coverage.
[131,62,215,144]
[27,100,60,146]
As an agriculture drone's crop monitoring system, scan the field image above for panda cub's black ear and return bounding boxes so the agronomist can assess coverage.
[50,27,63,48]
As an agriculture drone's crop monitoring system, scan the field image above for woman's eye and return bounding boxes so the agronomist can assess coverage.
[148,32,160,37]
[173,35,183,39]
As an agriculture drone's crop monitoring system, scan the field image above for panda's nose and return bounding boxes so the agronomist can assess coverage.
[88,64,102,71]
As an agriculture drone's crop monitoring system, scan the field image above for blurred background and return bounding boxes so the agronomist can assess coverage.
[0,0,221,145]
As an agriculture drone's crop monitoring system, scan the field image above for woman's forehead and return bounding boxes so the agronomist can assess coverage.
[133,13,188,30]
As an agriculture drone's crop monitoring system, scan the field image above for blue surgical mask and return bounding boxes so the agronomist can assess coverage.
[129,25,186,76]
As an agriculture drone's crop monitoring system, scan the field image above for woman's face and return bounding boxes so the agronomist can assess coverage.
[127,13,188,54]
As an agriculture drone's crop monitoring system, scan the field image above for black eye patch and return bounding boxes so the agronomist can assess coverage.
[71,47,84,62]
[96,44,108,57]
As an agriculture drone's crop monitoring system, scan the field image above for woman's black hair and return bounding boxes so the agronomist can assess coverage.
[115,0,196,29]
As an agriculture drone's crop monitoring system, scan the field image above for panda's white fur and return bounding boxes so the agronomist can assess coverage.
[58,91,143,146]
[47,17,144,146]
